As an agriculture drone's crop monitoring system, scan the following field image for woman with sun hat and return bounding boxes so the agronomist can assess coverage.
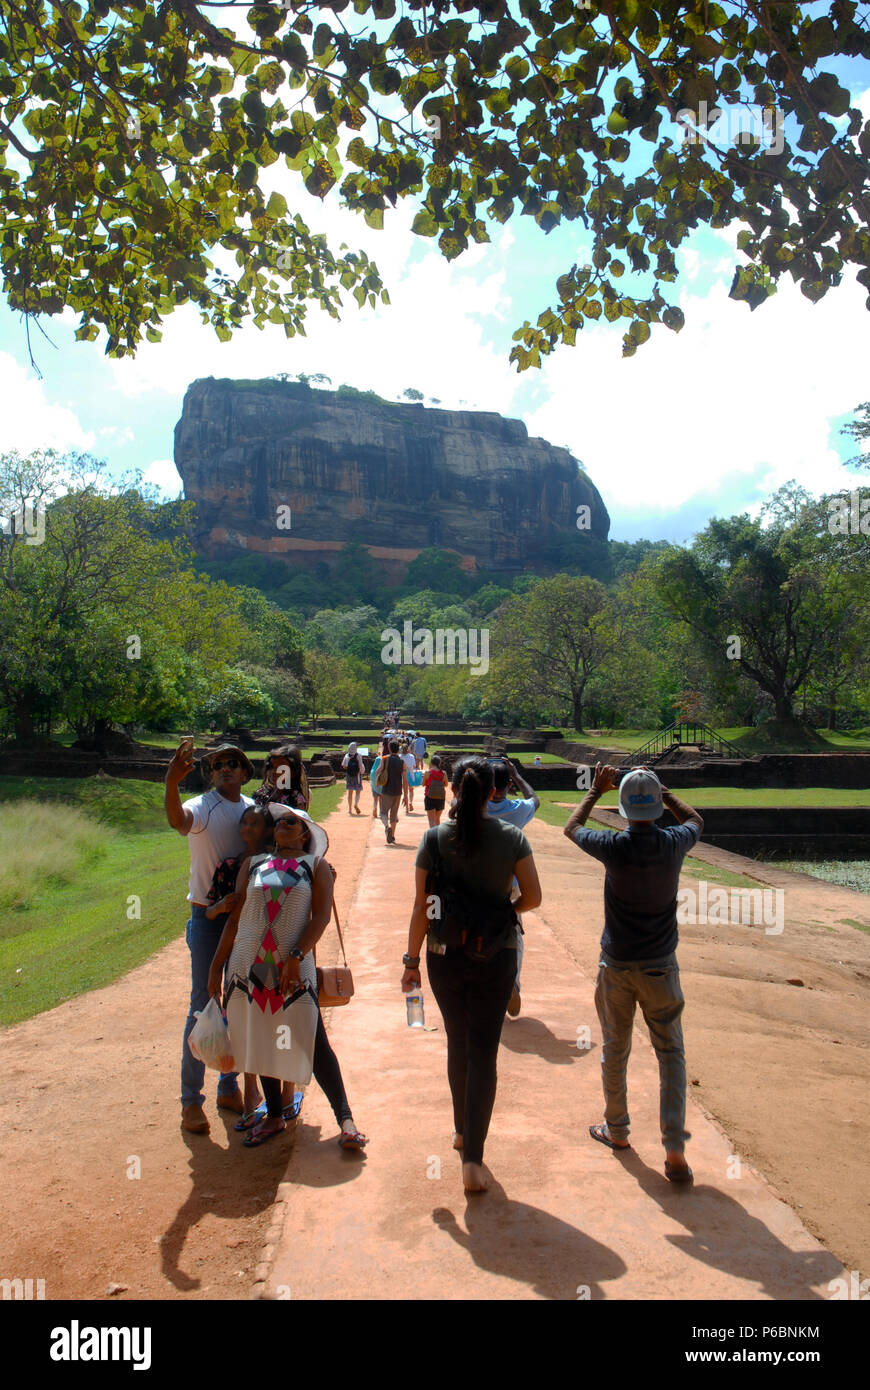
[208,803,366,1150]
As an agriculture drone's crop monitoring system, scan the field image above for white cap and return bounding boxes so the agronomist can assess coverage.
[618,768,663,822]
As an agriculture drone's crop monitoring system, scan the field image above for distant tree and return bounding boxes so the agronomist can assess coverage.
[492,576,620,731]
[652,493,864,723]
[842,401,870,469]
[403,388,424,402]
[402,548,472,598]
[234,587,305,674]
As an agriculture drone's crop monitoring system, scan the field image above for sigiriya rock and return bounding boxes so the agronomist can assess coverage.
[173,377,610,578]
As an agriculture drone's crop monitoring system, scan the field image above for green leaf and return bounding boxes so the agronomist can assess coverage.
[266,191,288,219]
[411,210,438,236]
[235,160,258,192]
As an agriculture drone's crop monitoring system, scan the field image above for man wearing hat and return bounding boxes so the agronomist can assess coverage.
[564,763,704,1183]
[165,740,255,1133]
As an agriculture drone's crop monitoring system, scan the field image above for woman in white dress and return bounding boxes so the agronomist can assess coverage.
[208,804,366,1150]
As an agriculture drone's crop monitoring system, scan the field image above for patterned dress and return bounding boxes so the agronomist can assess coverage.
[224,852,319,1083]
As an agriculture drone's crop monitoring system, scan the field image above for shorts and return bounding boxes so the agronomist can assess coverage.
[424,796,446,811]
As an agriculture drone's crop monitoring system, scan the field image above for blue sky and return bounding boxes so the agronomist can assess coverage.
[1,58,868,547]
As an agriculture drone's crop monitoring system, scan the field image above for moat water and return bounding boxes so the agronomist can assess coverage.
[767,859,870,897]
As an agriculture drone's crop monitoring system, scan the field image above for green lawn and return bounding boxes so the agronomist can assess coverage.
[534,787,870,816]
[561,726,870,753]
[0,776,344,1026]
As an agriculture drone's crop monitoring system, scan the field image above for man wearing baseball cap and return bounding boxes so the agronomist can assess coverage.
[564,763,704,1183]
[165,740,255,1133]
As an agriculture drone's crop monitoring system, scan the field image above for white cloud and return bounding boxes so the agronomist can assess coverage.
[142,458,183,496]
[525,266,870,538]
[0,351,96,454]
[106,201,522,416]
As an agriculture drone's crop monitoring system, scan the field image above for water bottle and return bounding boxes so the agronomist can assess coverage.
[406,987,425,1028]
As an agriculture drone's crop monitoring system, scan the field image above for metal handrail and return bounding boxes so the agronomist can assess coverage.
[620,722,746,767]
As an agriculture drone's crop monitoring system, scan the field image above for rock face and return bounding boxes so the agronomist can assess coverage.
[174,378,610,575]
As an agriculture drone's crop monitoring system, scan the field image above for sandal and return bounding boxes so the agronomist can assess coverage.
[243,1119,286,1148]
[282,1091,304,1122]
[234,1101,267,1132]
[664,1159,694,1184]
[338,1128,367,1150]
[589,1123,630,1151]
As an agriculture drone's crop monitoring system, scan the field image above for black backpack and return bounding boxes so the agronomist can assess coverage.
[424,827,518,963]
[347,754,360,775]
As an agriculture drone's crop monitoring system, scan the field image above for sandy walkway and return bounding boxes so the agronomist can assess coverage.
[1,797,867,1299]
[262,810,864,1300]
[0,804,371,1301]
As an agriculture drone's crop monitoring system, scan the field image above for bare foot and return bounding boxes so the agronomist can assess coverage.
[453,1132,463,1150]
[462,1161,489,1193]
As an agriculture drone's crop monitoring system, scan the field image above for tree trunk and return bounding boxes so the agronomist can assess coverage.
[14,700,35,742]
[773,692,793,720]
[827,690,837,731]
[572,690,585,733]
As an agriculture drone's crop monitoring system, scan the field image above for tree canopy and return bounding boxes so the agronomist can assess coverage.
[650,487,869,722]
[2,1,868,363]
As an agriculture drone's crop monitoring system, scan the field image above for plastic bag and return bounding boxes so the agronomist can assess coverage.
[187,997,235,1071]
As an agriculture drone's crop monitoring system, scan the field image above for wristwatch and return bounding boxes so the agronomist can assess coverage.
[288,948,304,962]
[402,952,420,968]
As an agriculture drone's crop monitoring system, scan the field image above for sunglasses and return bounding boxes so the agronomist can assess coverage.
[211,757,241,771]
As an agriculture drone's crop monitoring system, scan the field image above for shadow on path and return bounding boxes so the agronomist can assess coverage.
[499,1016,596,1066]
[433,1181,626,1300]
[160,1116,296,1292]
[608,1147,841,1300]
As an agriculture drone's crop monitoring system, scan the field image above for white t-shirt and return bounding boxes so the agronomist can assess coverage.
[402,752,416,774]
[183,788,255,903]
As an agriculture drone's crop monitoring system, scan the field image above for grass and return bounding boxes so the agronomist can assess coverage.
[563,726,870,753]
[0,803,113,914]
[0,775,346,1027]
[533,787,870,815]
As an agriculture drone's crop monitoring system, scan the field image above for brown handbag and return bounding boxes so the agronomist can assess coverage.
[316,898,354,1007]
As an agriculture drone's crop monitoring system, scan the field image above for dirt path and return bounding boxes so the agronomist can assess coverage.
[0,802,371,1301]
[1,798,868,1299]
[264,813,857,1299]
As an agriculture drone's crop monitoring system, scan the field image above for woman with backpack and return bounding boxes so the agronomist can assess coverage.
[400,756,541,1193]
[341,741,364,816]
[422,753,448,826]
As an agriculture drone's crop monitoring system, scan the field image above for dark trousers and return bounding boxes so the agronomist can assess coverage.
[261,1010,352,1124]
[426,946,516,1165]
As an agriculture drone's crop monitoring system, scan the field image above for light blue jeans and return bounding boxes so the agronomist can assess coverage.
[180,906,239,1108]
[593,950,690,1153]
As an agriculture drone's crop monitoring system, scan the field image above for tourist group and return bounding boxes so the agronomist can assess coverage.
[165,730,703,1193]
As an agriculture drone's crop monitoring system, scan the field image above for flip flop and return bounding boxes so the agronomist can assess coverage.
[665,1160,694,1184]
[243,1121,286,1148]
[234,1101,267,1132]
[589,1123,631,1151]
[282,1091,304,1121]
[338,1129,367,1150]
